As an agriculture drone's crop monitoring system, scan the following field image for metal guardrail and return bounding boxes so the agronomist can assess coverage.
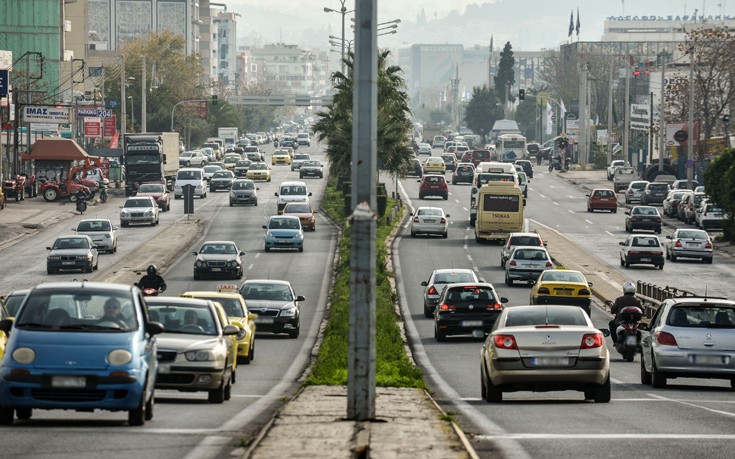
[636,280,698,320]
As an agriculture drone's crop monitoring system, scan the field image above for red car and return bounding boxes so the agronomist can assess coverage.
[418,175,448,200]
[136,182,171,212]
[587,188,618,213]
[470,149,492,167]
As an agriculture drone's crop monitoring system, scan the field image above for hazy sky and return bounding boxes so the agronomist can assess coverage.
[225,0,735,51]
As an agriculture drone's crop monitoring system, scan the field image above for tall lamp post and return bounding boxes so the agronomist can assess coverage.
[324,1,354,75]
[127,96,134,133]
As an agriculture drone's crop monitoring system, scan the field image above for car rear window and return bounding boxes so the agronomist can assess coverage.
[593,190,615,197]
[433,272,476,284]
[444,285,497,303]
[510,236,541,246]
[649,184,669,191]
[667,306,735,328]
[505,307,586,327]
[424,176,445,183]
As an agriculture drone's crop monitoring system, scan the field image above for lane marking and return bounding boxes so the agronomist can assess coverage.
[605,230,615,236]
[585,219,594,225]
[247,263,254,270]
[553,202,560,206]
[648,393,735,418]
[475,434,735,440]
[568,209,574,214]
[539,194,546,199]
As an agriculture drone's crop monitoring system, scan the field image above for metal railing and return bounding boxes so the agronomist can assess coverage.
[636,280,698,319]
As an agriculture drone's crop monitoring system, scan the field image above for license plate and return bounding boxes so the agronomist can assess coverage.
[640,258,651,262]
[642,218,652,222]
[625,335,637,346]
[555,289,573,295]
[423,219,436,223]
[600,198,609,201]
[461,320,483,327]
[62,261,75,265]
[277,241,291,245]
[530,357,569,367]
[256,318,274,324]
[52,376,86,388]
[690,355,726,365]
[687,243,699,247]
[713,213,723,217]
[211,268,221,272]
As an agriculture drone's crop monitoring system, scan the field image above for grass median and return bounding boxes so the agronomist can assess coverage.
[305,178,425,388]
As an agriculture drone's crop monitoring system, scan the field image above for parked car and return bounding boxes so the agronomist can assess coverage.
[46,235,99,274]
[0,282,163,425]
[433,282,508,341]
[263,215,304,252]
[72,218,119,253]
[607,159,627,180]
[529,268,593,317]
[500,232,546,269]
[229,179,258,206]
[640,297,735,389]
[192,240,245,279]
[145,296,237,403]
[625,206,662,234]
[239,279,304,338]
[410,206,450,238]
[421,269,480,318]
[624,180,649,204]
[640,182,671,206]
[504,246,553,286]
[586,188,618,213]
[619,234,665,269]
[665,228,713,263]
[697,201,726,231]
[480,305,610,403]
[662,190,692,217]
[681,192,708,225]
[120,196,160,227]
[418,175,449,200]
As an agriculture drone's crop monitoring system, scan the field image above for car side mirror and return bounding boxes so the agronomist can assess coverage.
[586,194,590,197]
[421,281,428,286]
[113,225,119,230]
[445,214,450,218]
[417,179,421,183]
[146,321,165,336]
[588,282,594,287]
[308,192,313,196]
[274,192,279,196]
[0,318,13,334]
[599,328,610,337]
[500,297,509,304]
[529,280,537,286]
[296,295,306,302]
[223,325,240,336]
[256,187,260,190]
[666,235,672,239]
[619,242,625,246]
[192,252,198,255]
[47,246,52,250]
[639,323,649,331]
[625,211,631,215]
[262,225,267,229]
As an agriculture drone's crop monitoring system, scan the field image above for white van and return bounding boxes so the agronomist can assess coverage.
[275,180,312,214]
[476,161,517,175]
[174,168,207,199]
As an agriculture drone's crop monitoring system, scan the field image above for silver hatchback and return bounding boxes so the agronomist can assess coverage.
[504,246,553,286]
[665,228,713,264]
[641,298,735,389]
[73,218,119,253]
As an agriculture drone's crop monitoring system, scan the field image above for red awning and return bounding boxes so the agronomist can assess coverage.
[21,138,96,162]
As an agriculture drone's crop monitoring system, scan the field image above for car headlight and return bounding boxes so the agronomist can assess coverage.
[12,347,36,364]
[266,231,274,237]
[185,350,215,361]
[108,349,133,365]
[280,307,297,317]
[195,260,205,267]
[227,260,240,267]
[120,210,130,217]
[296,232,304,240]
[86,254,94,260]
[145,210,153,217]
[230,191,236,197]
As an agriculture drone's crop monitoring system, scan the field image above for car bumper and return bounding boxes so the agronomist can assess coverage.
[265,238,304,250]
[47,260,93,271]
[435,314,501,337]
[669,248,712,259]
[652,349,735,378]
[626,254,665,265]
[230,195,257,204]
[590,202,617,210]
[121,215,155,224]
[452,176,473,183]
[210,182,232,190]
[253,316,299,333]
[194,266,241,277]
[506,269,546,282]
[89,239,114,250]
[155,363,226,391]
[412,223,447,235]
[489,357,608,386]
[300,170,323,177]
[630,222,661,231]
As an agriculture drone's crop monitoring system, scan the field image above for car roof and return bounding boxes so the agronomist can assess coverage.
[241,279,292,287]
[181,291,244,300]
[145,296,215,307]
[201,240,238,246]
[32,281,133,294]
[431,268,475,275]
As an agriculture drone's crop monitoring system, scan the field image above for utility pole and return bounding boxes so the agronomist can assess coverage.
[579,63,587,167]
[141,55,147,133]
[659,56,666,171]
[623,49,631,168]
[120,55,126,151]
[607,61,614,164]
[450,65,460,131]
[348,0,376,422]
[649,92,654,168]
[687,46,695,189]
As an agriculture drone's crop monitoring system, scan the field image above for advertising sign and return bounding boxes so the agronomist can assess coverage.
[666,122,699,146]
[84,117,102,138]
[103,115,117,137]
[23,106,71,124]
[30,123,59,133]
[0,69,8,96]
[76,107,113,118]
[630,104,650,131]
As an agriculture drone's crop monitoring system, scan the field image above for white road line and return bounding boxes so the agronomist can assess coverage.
[247,263,254,270]
[648,393,735,418]
[568,195,575,199]
[462,207,469,212]
[568,209,574,214]
[539,194,546,199]
[585,219,594,225]
[553,202,560,206]
[475,434,735,440]
[605,230,615,236]
[253,253,260,259]
[466,254,473,262]
[455,199,460,204]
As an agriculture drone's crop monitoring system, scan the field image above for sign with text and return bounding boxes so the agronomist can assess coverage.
[0,69,8,96]
[23,106,71,124]
[630,104,650,131]
[76,107,113,118]
[103,115,117,137]
[30,123,59,133]
[84,117,102,138]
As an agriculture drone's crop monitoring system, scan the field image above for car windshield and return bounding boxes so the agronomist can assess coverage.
[269,218,300,230]
[540,271,586,283]
[280,186,307,195]
[509,236,541,246]
[138,184,164,193]
[302,161,320,167]
[236,161,251,167]
[667,306,735,328]
[188,297,244,317]
[224,157,239,163]
[53,237,90,249]
[125,199,152,208]
[295,155,310,160]
[432,272,475,284]
[632,183,648,190]
[250,164,266,170]
[147,304,217,335]
[199,243,237,254]
[240,283,293,301]
[212,171,231,178]
[15,289,138,331]
[232,181,254,190]
[5,293,27,316]
[204,166,221,173]
[181,152,193,158]
[77,220,111,232]
[424,176,445,183]
[285,204,311,213]
[593,190,615,197]
[505,306,587,327]
[177,170,200,180]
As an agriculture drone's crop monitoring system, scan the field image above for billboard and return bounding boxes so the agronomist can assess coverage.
[23,106,71,124]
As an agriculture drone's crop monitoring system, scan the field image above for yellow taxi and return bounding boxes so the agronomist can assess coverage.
[223,153,242,170]
[272,150,292,166]
[246,163,272,182]
[529,267,593,317]
[423,156,446,174]
[181,286,258,364]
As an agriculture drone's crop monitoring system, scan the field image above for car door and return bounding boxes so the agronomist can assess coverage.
[641,301,669,371]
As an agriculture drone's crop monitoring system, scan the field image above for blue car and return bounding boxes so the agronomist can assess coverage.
[0,281,163,426]
[263,215,305,252]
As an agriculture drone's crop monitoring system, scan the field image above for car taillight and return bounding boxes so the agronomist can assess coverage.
[579,289,591,296]
[545,261,553,267]
[705,241,713,249]
[580,333,603,349]
[428,286,438,295]
[413,217,419,223]
[486,303,503,310]
[537,287,550,294]
[674,240,682,247]
[656,331,678,346]
[493,334,518,350]
[440,218,446,224]
[509,260,517,266]
[438,303,456,311]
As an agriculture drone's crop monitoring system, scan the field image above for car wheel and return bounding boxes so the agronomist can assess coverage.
[587,375,611,403]
[86,263,94,273]
[410,230,416,238]
[208,378,226,403]
[651,358,667,388]
[224,376,232,401]
[185,161,191,167]
[706,257,713,264]
[0,407,14,425]
[624,258,630,268]
[505,274,513,286]
[288,327,300,339]
[418,192,424,199]
[620,256,624,267]
[613,208,617,213]
[656,227,662,234]
[434,323,446,342]
[423,304,432,318]
[229,201,233,207]
[194,273,200,280]
[254,200,258,206]
[265,246,270,252]
[443,194,448,200]
[482,363,502,402]
[166,203,171,212]
[640,355,653,385]
[670,253,677,262]
[144,390,154,421]
[665,250,670,260]
[128,392,146,426]
[298,247,303,253]
[587,206,591,212]
[658,263,664,270]
[15,408,31,420]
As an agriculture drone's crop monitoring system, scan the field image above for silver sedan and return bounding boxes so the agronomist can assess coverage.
[665,228,713,263]
[410,207,449,238]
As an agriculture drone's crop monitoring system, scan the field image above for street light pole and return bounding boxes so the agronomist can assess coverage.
[128,96,134,133]
[141,55,147,133]
[324,2,353,76]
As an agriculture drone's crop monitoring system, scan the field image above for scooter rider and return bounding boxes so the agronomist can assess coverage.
[137,264,167,293]
[609,282,642,344]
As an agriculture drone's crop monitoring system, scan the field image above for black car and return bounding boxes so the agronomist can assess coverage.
[451,163,475,184]
[625,206,662,233]
[299,160,324,179]
[514,159,534,178]
[192,240,245,279]
[405,158,423,177]
[234,160,252,177]
[239,279,304,339]
[433,282,508,341]
[209,170,235,192]
[229,179,258,206]
[640,182,670,205]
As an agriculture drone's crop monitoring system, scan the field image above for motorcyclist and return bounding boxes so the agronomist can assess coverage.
[137,264,167,293]
[609,281,643,344]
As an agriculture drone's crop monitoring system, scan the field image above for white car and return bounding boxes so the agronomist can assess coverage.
[417,143,432,155]
[120,196,160,227]
[624,180,650,204]
[607,160,626,180]
[696,201,725,231]
[619,234,665,269]
[72,218,119,253]
[410,207,450,238]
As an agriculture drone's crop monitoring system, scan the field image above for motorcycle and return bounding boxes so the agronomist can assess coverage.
[273,139,279,147]
[75,189,89,214]
[605,301,643,362]
[99,182,109,203]
[549,158,561,172]
[134,282,163,296]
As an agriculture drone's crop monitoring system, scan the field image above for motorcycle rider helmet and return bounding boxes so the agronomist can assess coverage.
[623,281,636,295]
[147,264,158,276]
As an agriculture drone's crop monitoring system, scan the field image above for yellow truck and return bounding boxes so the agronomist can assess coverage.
[473,182,525,243]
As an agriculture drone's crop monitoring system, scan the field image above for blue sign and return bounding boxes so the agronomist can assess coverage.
[0,69,8,96]
[106,99,119,109]
[76,107,113,118]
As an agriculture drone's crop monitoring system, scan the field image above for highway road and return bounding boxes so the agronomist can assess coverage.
[395,159,735,459]
[0,142,337,459]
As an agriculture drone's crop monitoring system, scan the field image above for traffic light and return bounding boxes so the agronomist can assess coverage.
[212,95,218,105]
[519,89,525,100]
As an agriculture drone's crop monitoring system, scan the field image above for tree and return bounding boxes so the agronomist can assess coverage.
[494,42,515,105]
[312,50,413,179]
[703,149,735,239]
[515,88,539,141]
[464,85,503,139]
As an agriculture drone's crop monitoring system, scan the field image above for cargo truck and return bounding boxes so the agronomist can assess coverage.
[218,127,239,151]
[124,132,180,196]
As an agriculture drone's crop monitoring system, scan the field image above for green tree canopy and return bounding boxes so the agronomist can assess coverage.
[494,42,515,104]
[463,85,503,139]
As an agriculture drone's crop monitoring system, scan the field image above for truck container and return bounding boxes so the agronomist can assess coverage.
[218,127,239,151]
[124,132,180,196]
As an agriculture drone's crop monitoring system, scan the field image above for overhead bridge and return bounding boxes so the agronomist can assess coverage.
[227,95,333,106]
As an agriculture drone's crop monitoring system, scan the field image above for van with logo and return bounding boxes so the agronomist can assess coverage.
[472,182,525,243]
[174,168,207,199]
[275,181,312,214]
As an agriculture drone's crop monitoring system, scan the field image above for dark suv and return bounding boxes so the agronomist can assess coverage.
[405,158,423,177]
[452,163,475,185]
[640,182,670,206]
[514,159,534,178]
[418,175,448,200]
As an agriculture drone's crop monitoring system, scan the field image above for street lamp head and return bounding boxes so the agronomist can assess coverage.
[324,7,334,13]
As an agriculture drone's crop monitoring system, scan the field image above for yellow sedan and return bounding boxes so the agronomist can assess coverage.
[423,156,446,174]
[272,151,292,166]
[529,268,593,317]
[181,287,258,364]
[246,163,272,182]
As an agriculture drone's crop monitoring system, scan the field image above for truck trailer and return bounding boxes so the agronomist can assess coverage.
[124,132,180,196]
